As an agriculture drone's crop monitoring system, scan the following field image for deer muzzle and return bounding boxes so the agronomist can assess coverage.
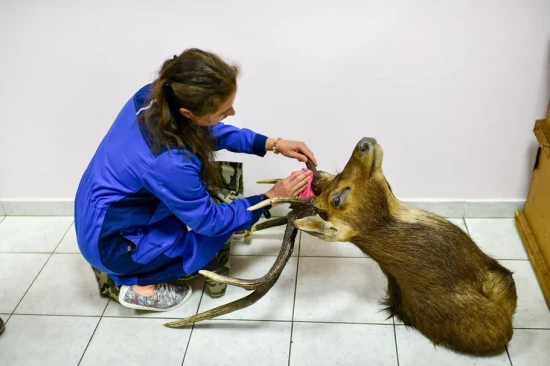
[357,137,378,155]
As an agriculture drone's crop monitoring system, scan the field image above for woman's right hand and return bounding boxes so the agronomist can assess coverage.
[265,170,312,199]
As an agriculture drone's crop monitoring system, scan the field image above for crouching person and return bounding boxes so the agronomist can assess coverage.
[74,48,315,311]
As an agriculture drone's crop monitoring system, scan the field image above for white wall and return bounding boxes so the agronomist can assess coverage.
[1,0,549,202]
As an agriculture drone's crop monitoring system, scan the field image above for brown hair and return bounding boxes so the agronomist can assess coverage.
[139,48,240,186]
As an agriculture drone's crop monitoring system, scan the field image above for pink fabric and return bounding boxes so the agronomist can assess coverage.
[297,168,315,198]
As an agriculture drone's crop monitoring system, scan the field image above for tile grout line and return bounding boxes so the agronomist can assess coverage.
[181,280,207,366]
[11,253,54,316]
[77,298,111,366]
[505,345,514,366]
[287,231,302,366]
[3,313,408,326]
[5,311,550,328]
[52,220,75,253]
[393,316,400,366]
[10,313,107,318]
[511,327,550,330]
[463,217,472,237]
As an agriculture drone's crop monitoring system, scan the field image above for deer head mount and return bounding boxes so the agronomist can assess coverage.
[165,137,517,357]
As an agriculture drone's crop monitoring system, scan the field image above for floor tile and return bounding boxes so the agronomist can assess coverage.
[465,219,528,260]
[0,315,99,366]
[104,275,205,318]
[0,253,49,312]
[395,326,511,365]
[0,216,4,224]
[294,257,392,324]
[15,254,109,316]
[290,322,397,366]
[80,317,190,366]
[54,223,80,253]
[0,314,10,324]
[198,256,297,321]
[507,329,550,366]
[232,222,298,256]
[0,216,73,252]
[184,320,291,366]
[299,231,366,257]
[500,260,550,329]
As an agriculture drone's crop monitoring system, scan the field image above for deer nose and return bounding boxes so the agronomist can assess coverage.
[357,137,377,155]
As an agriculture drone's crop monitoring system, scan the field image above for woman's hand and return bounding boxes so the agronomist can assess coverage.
[265,170,312,199]
[267,138,318,166]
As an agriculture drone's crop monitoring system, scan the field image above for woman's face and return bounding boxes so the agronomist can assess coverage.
[180,90,237,127]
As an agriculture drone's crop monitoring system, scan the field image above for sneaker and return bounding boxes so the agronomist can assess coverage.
[118,283,192,312]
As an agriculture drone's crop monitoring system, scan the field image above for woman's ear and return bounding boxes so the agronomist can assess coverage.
[179,108,194,119]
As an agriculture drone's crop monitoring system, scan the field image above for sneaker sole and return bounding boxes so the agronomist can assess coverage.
[118,285,193,312]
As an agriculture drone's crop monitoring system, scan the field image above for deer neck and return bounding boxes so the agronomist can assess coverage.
[351,189,443,281]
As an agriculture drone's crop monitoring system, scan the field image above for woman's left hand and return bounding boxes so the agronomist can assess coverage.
[275,139,318,166]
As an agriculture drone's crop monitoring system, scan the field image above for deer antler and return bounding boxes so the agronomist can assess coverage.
[163,208,314,328]
[162,160,320,329]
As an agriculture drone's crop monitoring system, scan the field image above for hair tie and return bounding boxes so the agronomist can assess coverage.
[165,79,173,87]
[173,55,177,60]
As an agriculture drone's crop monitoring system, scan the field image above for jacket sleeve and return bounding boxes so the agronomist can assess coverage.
[141,150,264,237]
[210,122,268,156]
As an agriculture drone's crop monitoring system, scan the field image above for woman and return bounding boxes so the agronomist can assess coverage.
[74,48,316,312]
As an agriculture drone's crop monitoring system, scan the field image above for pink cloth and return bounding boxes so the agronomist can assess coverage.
[297,168,315,198]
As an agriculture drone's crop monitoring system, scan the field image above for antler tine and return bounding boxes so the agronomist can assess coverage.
[164,219,299,328]
[256,179,281,184]
[248,196,312,211]
[305,160,322,184]
[234,217,288,236]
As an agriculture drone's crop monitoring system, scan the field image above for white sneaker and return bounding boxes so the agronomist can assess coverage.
[118,283,192,312]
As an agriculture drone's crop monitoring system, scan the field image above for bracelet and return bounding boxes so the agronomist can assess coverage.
[272,137,282,154]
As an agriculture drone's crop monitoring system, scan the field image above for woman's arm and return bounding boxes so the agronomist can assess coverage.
[210,122,317,165]
[142,150,264,237]
[209,122,268,156]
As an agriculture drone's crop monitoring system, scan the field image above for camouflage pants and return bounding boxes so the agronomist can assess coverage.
[91,161,245,303]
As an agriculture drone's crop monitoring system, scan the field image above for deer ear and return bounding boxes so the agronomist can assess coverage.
[319,171,336,181]
[292,216,339,241]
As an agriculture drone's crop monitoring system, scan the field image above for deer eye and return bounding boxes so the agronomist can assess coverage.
[331,188,350,209]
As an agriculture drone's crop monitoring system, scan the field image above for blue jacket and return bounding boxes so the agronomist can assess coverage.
[74,84,266,285]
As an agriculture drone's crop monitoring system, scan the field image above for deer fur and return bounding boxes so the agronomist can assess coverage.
[292,137,517,356]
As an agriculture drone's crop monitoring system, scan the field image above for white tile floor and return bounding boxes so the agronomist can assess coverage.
[0,215,549,366]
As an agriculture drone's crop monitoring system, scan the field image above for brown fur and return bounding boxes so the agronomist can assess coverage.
[293,138,517,356]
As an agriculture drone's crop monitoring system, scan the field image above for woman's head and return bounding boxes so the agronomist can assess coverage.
[140,48,240,185]
[162,48,239,126]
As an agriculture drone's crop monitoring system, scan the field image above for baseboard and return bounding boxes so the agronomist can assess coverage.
[0,199,525,218]
[0,199,74,216]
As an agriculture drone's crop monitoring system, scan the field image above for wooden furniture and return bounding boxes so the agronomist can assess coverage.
[515,100,550,309]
